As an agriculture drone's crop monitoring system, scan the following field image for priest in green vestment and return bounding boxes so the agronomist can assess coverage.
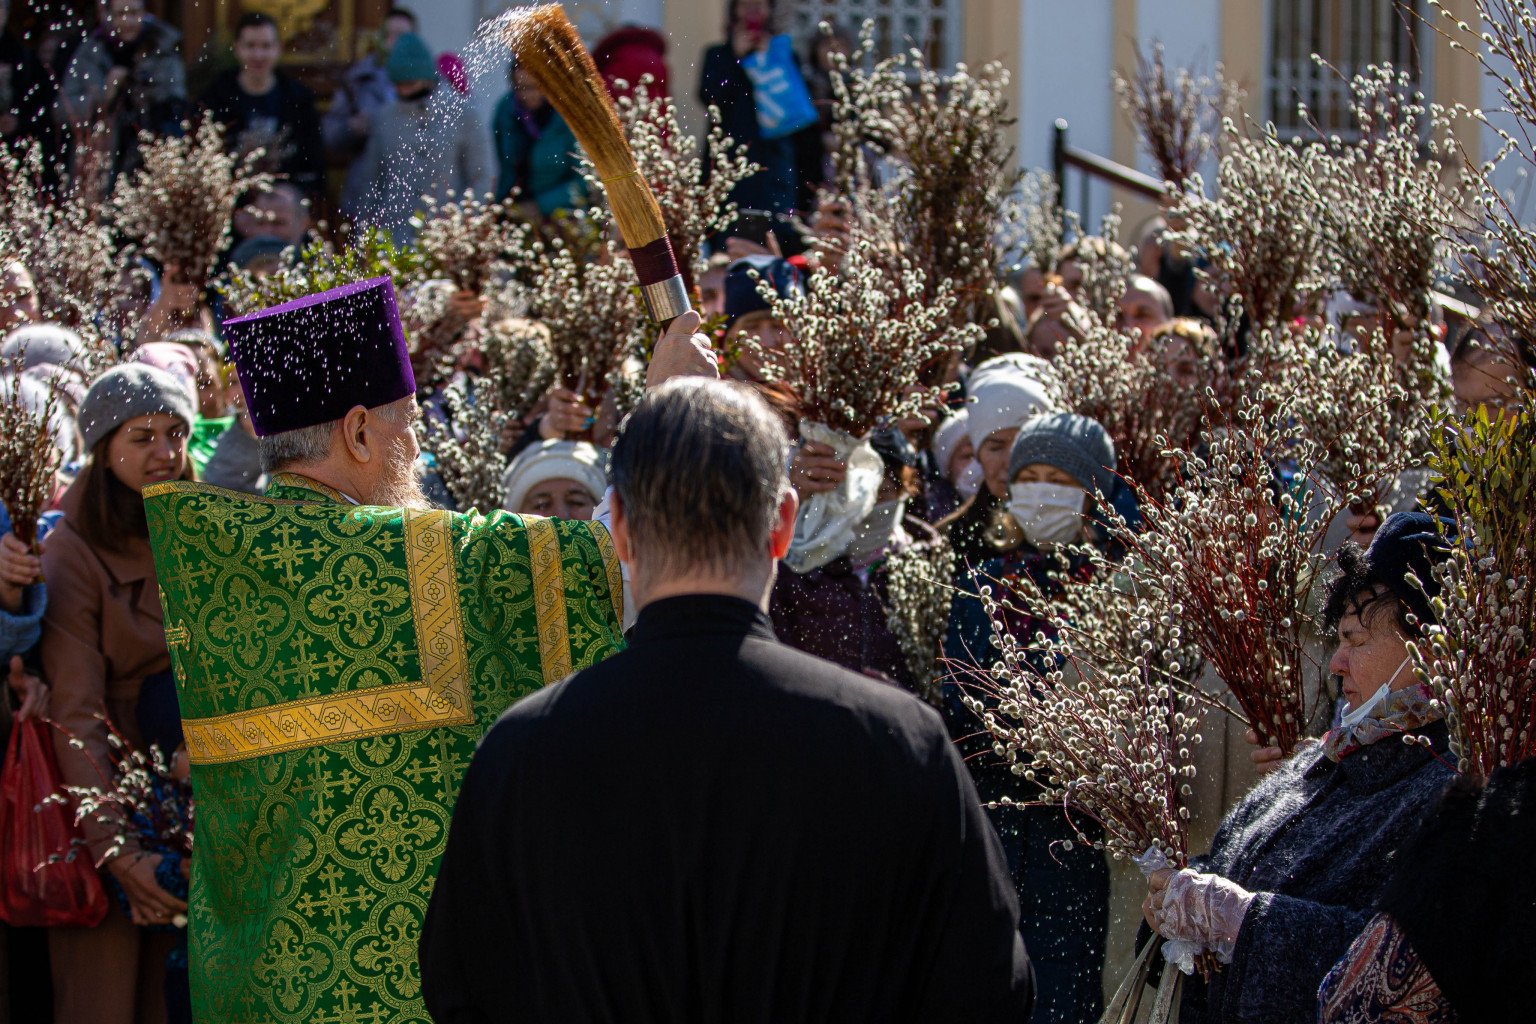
[145,277,717,1022]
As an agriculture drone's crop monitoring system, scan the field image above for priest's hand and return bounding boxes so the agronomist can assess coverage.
[108,852,189,927]
[647,311,720,389]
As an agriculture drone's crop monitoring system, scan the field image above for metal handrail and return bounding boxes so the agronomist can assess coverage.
[1047,118,1478,321]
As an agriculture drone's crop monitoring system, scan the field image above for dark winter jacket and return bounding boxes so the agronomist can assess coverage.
[769,516,939,689]
[1176,720,1456,1024]
[1,34,53,141]
[1373,757,1536,1021]
[200,68,324,194]
[56,16,186,177]
[939,495,1118,1024]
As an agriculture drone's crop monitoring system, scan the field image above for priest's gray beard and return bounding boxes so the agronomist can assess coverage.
[367,437,435,510]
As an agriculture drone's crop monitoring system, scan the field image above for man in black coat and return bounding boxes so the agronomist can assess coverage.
[420,378,1033,1024]
[199,11,323,195]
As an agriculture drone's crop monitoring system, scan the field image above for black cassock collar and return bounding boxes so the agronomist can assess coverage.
[628,593,777,646]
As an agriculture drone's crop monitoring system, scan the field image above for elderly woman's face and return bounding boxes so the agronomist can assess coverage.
[519,478,596,520]
[1327,591,1415,712]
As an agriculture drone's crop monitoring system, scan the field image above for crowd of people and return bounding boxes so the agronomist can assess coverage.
[2,1,1534,1023]
[1,0,839,252]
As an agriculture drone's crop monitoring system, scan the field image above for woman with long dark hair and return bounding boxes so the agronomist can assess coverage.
[40,364,195,1024]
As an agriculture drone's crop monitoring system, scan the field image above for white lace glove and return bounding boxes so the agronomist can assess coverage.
[1153,869,1254,967]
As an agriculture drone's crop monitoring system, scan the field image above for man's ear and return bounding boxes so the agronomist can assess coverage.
[340,405,372,464]
[768,489,798,561]
[609,491,632,564]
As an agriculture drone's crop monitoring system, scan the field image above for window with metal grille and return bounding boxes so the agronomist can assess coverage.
[784,0,962,70]
[1266,0,1427,139]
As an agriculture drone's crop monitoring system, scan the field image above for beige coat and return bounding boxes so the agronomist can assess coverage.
[39,477,168,860]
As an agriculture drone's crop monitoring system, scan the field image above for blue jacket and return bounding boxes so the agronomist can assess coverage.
[0,502,45,659]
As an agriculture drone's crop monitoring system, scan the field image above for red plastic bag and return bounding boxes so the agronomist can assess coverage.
[0,718,108,928]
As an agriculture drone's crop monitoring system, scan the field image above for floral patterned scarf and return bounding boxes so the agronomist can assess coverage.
[1320,681,1442,762]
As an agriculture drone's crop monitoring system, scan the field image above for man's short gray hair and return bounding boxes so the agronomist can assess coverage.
[257,419,338,474]
[610,378,789,578]
[255,397,412,474]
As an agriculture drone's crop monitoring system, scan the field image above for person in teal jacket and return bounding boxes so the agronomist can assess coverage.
[493,60,587,216]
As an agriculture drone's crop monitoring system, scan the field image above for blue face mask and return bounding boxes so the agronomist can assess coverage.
[1340,654,1412,727]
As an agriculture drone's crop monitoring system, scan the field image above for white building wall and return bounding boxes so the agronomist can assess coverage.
[1018,0,1116,224]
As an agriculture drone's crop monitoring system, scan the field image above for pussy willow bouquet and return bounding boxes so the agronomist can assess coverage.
[524,237,648,405]
[1114,41,1242,188]
[826,22,1017,326]
[1170,125,1332,344]
[1270,326,1436,511]
[1058,215,1134,327]
[1431,0,1536,377]
[883,535,956,706]
[110,119,270,291]
[760,235,982,439]
[416,318,555,513]
[45,716,193,872]
[1052,312,1217,503]
[1415,404,1536,777]
[996,171,1065,280]
[411,190,529,296]
[0,141,120,357]
[1312,65,1469,367]
[604,80,757,286]
[1113,391,1352,751]
[0,362,65,548]
[958,550,1204,865]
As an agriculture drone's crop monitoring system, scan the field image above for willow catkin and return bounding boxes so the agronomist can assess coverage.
[110,119,269,292]
[757,231,981,439]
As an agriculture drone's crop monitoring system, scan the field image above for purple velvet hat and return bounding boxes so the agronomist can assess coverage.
[223,277,415,437]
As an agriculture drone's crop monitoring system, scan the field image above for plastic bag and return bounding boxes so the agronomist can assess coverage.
[0,718,108,928]
[740,35,819,140]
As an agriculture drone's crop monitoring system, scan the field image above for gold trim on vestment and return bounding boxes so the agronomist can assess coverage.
[144,479,307,505]
[267,472,354,504]
[182,681,472,765]
[591,522,624,628]
[403,508,472,709]
[524,516,572,684]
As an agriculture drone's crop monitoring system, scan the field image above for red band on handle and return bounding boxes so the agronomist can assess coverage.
[627,236,681,288]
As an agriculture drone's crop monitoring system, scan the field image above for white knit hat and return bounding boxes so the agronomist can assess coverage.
[966,364,1057,447]
[500,440,608,513]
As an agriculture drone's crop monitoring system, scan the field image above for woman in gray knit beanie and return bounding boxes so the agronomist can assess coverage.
[37,362,197,1016]
[1005,412,1117,548]
[72,363,197,547]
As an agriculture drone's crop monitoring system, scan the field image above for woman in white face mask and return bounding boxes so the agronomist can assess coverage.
[1005,412,1118,551]
[939,409,1120,1024]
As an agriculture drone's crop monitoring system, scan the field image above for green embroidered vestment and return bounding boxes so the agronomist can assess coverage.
[145,474,625,1023]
